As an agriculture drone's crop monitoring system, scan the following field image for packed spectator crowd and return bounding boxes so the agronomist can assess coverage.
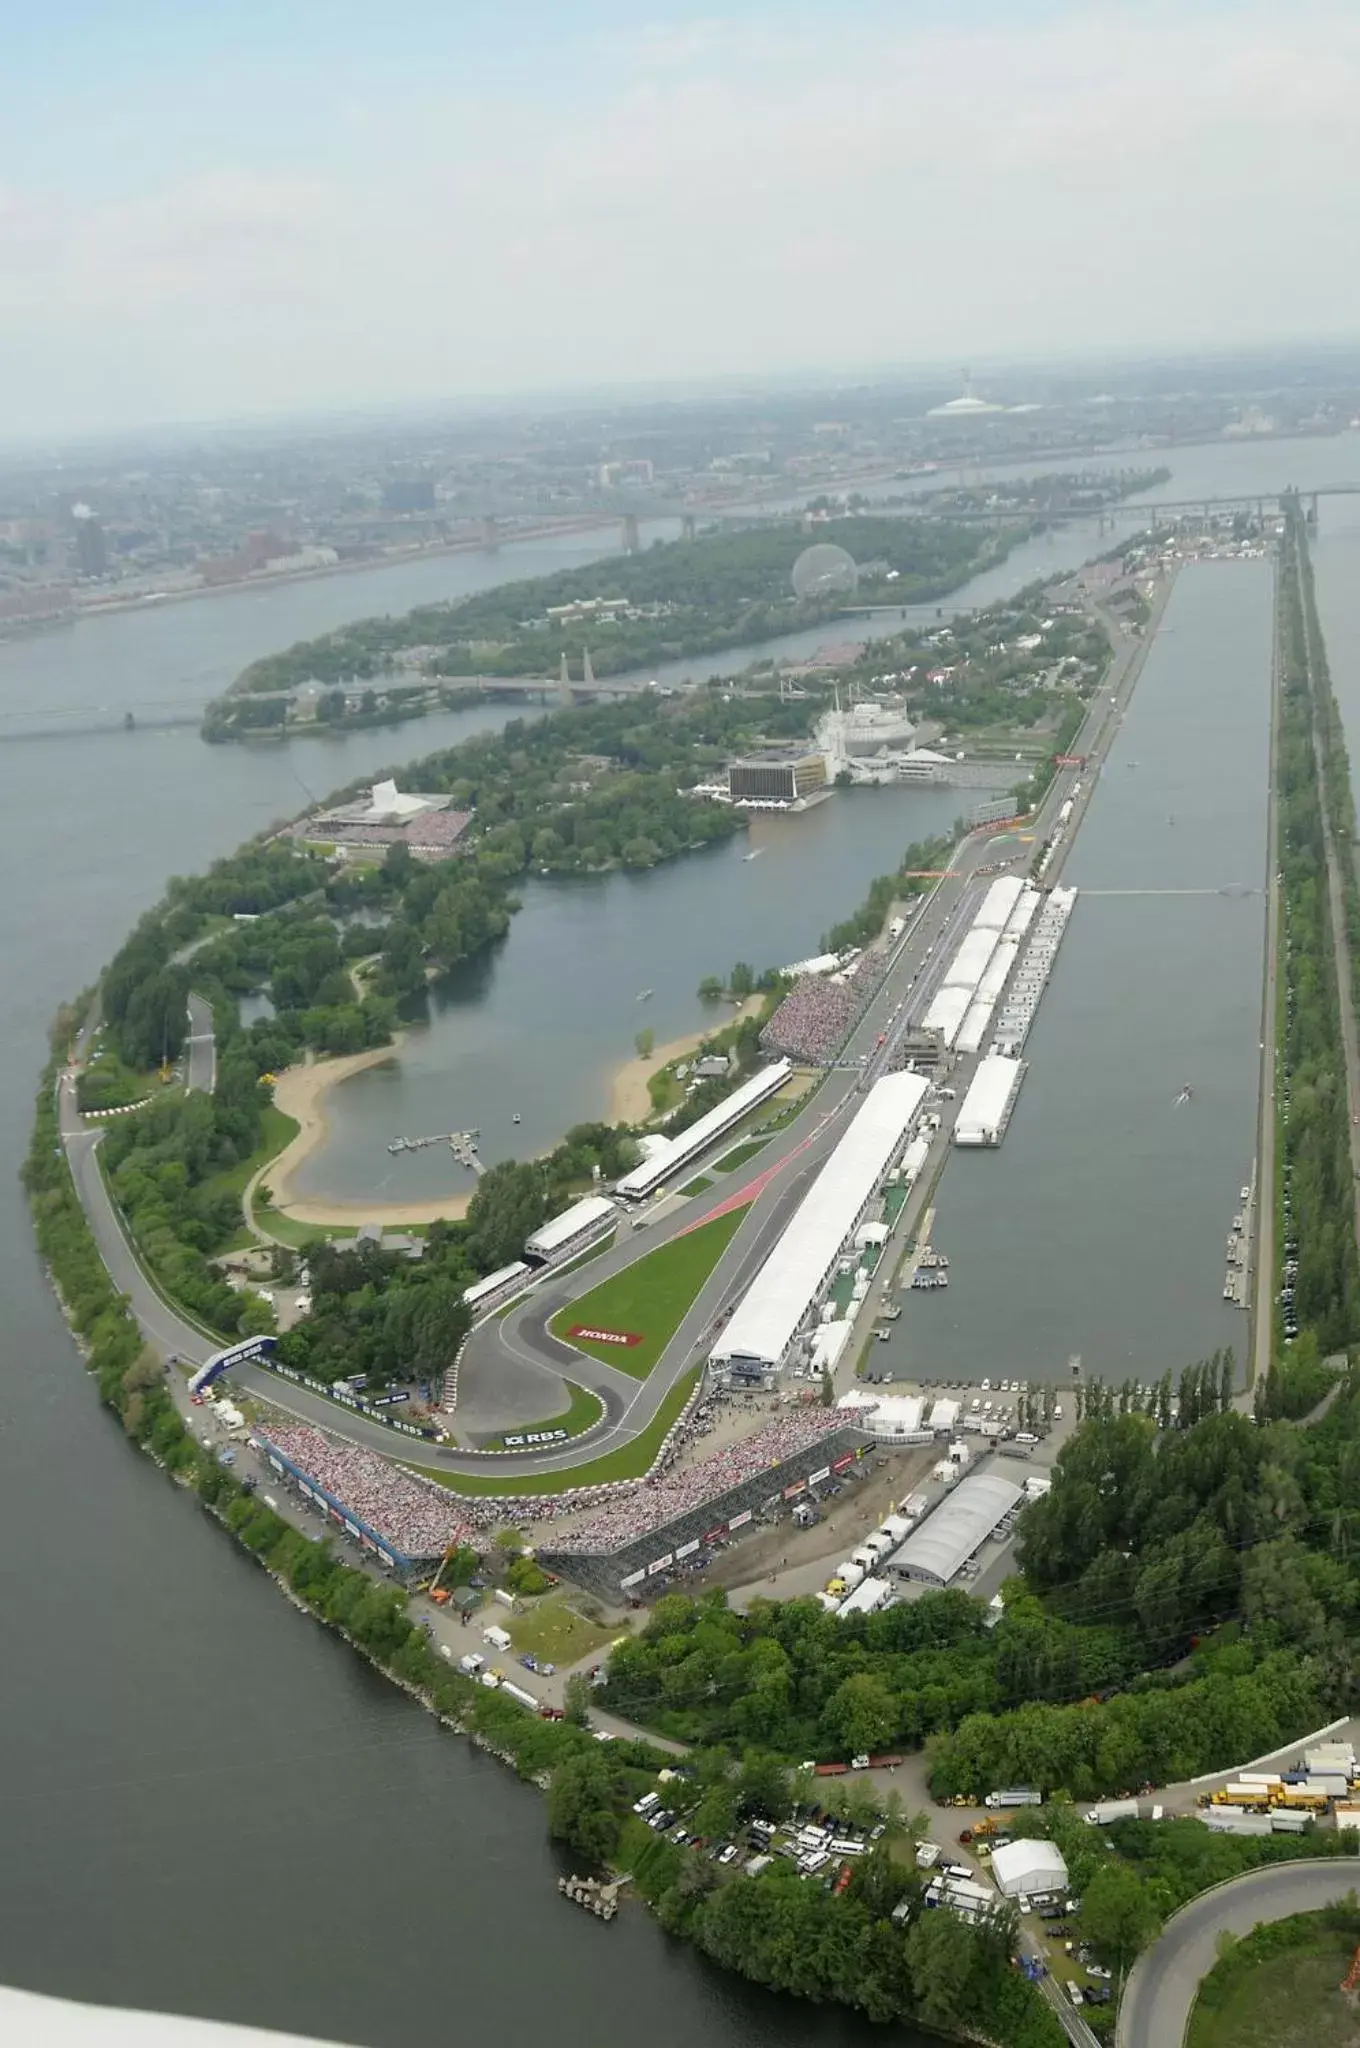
[761,950,885,1064]
[262,1424,476,1559]
[552,1406,852,1556]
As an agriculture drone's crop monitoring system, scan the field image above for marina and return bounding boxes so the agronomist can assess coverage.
[387,1129,485,1173]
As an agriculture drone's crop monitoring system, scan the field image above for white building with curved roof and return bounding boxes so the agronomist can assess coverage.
[886,1471,1023,1585]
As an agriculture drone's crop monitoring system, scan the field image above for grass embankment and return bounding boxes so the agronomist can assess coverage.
[205,1104,300,1211]
[417,1366,702,1496]
[550,1205,750,1378]
[1187,1907,1360,2048]
[483,1381,603,1450]
[508,1597,616,1665]
[680,1175,714,1197]
[715,1138,767,1173]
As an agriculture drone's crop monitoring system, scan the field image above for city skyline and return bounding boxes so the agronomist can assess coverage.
[3,0,1359,434]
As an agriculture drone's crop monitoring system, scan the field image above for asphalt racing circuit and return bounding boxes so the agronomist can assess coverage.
[1116,1860,1360,2048]
[59,586,1157,1487]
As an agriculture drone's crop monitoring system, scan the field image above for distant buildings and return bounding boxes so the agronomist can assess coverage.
[728,751,828,807]
[297,779,472,861]
[71,505,107,578]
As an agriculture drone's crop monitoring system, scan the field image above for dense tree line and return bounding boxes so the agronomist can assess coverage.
[601,1357,1360,1800]
[821,831,956,955]
[1272,507,1360,1360]
[548,1742,1061,2044]
[219,517,1020,706]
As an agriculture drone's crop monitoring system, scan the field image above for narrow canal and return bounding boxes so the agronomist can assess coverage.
[896,559,1274,1388]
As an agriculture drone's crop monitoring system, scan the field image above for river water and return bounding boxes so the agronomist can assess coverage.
[2,432,1359,2040]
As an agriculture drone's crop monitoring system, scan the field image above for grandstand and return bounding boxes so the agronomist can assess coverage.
[539,1417,874,1601]
[256,1424,475,1575]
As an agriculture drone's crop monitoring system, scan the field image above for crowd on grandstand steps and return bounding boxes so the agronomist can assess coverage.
[761,950,885,1064]
[552,1407,849,1556]
[262,1424,476,1558]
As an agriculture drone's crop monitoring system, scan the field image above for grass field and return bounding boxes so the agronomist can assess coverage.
[415,1366,702,1496]
[680,1175,714,1197]
[507,1598,616,1666]
[206,1104,300,1213]
[483,1381,603,1450]
[715,1138,767,1173]
[550,1205,750,1377]
[1188,1923,1360,2048]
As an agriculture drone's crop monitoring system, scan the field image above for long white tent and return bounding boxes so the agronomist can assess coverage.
[710,1071,928,1375]
[615,1059,792,1198]
[954,1053,1025,1146]
[524,1195,616,1262]
[974,875,1026,930]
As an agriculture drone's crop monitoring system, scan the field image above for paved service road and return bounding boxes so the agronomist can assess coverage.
[1117,1859,1360,2048]
[185,991,216,1094]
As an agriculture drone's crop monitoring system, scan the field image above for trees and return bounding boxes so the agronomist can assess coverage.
[1080,1861,1162,1970]
[546,1748,625,1864]
[465,1161,548,1271]
[634,1027,654,1059]
[822,1673,897,1757]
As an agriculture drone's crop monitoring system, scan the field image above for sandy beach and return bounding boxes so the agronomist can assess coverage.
[263,1041,475,1229]
[608,998,765,1123]
[257,994,769,1231]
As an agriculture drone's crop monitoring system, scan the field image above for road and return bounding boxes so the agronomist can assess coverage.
[59,575,1160,1483]
[1117,1859,1360,2048]
[185,992,216,1095]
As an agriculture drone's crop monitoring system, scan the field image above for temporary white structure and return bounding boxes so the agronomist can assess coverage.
[888,1472,1024,1585]
[524,1196,616,1262]
[710,1072,928,1374]
[615,1060,791,1197]
[990,1840,1068,1899]
[954,1054,1025,1146]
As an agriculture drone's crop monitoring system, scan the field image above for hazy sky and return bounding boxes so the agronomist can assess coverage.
[3,0,1357,433]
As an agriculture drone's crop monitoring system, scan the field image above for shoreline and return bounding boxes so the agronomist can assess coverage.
[608,997,765,1124]
[260,997,770,1226]
[263,1039,474,1228]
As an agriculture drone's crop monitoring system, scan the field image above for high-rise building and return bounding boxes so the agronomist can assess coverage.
[71,505,107,578]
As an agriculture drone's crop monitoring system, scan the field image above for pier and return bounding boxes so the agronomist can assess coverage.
[386,1129,485,1174]
[558,1875,620,1920]
[1224,1173,1255,1311]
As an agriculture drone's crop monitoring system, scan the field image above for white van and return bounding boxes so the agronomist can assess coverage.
[482,1624,512,1653]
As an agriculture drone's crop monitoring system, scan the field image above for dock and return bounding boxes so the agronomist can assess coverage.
[1223,1171,1255,1309]
[558,1875,620,1920]
[387,1127,484,1174]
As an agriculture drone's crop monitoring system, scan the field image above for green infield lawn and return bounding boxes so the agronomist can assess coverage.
[715,1137,767,1172]
[482,1381,603,1450]
[549,1205,749,1377]
[414,1367,702,1496]
[1188,1915,1360,2048]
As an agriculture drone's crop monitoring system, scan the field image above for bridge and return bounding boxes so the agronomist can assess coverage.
[0,660,656,743]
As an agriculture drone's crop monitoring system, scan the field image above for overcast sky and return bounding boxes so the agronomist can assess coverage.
[2,0,1356,434]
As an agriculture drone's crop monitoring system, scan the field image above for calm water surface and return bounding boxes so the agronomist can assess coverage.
[0,435,1356,2040]
[896,560,1273,1387]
